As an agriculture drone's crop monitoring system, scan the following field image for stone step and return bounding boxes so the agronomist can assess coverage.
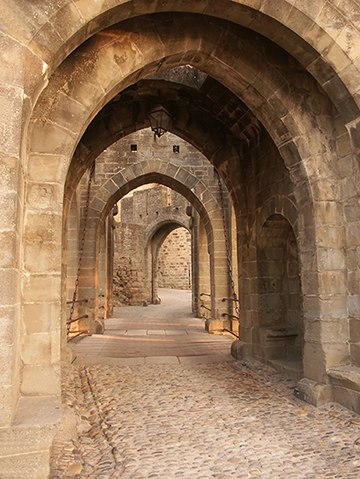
[0,396,64,479]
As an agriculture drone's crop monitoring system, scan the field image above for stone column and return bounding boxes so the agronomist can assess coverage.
[231,216,258,360]
[230,204,240,334]
[144,240,153,305]
[66,201,79,294]
[0,157,21,426]
[198,219,212,322]
[97,218,107,325]
[191,212,200,316]
[106,216,115,318]
[22,174,63,398]
[209,221,231,331]
[76,209,100,334]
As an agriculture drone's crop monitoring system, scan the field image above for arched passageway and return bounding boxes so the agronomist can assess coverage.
[147,221,192,306]
[89,161,229,328]
[1,2,360,476]
[112,183,192,307]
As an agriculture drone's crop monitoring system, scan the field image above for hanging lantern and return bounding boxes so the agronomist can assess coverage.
[112,203,119,216]
[148,105,172,138]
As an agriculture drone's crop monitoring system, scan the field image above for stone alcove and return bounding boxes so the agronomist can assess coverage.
[256,214,304,371]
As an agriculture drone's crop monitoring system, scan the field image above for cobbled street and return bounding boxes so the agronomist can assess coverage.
[51,291,360,479]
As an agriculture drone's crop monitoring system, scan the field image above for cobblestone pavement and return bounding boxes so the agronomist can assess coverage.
[51,359,360,479]
[51,290,360,478]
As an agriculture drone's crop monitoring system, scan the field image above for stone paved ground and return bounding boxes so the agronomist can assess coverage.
[51,290,360,478]
[72,289,233,362]
[51,359,360,479]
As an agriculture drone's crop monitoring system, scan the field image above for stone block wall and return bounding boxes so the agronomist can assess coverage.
[157,227,191,290]
[230,131,303,365]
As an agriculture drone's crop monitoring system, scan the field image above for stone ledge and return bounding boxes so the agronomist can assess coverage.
[327,364,360,393]
[327,364,360,413]
[0,396,60,457]
[332,385,360,414]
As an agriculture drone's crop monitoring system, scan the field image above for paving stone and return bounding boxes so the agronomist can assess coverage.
[144,356,180,365]
[126,329,148,336]
[51,291,360,478]
[50,358,360,478]
[147,330,166,336]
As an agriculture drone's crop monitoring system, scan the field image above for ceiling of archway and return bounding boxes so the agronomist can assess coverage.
[86,74,263,157]
[113,73,262,142]
[146,65,208,90]
[67,72,265,202]
[62,11,325,203]
[61,11,316,247]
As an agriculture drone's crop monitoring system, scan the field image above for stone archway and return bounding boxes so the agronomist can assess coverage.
[148,221,191,305]
[60,129,231,332]
[1,2,360,476]
[23,13,354,409]
[90,166,229,330]
[4,2,359,121]
[110,181,192,307]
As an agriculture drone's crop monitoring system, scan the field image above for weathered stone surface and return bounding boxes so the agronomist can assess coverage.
[0,384,13,426]
[21,333,53,365]
[158,227,191,289]
[0,2,359,478]
[0,450,51,479]
[295,377,333,406]
[0,396,61,478]
[51,358,360,479]
[21,365,60,395]
[23,274,61,302]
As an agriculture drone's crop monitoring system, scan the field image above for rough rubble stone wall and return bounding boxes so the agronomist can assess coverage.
[113,223,145,306]
[157,228,191,290]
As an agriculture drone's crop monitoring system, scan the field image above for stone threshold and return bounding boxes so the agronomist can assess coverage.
[74,352,235,366]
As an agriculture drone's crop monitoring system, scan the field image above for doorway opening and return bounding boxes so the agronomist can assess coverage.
[112,183,192,309]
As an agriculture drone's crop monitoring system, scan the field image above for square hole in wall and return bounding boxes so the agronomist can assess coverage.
[131,144,137,152]
[173,145,180,153]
